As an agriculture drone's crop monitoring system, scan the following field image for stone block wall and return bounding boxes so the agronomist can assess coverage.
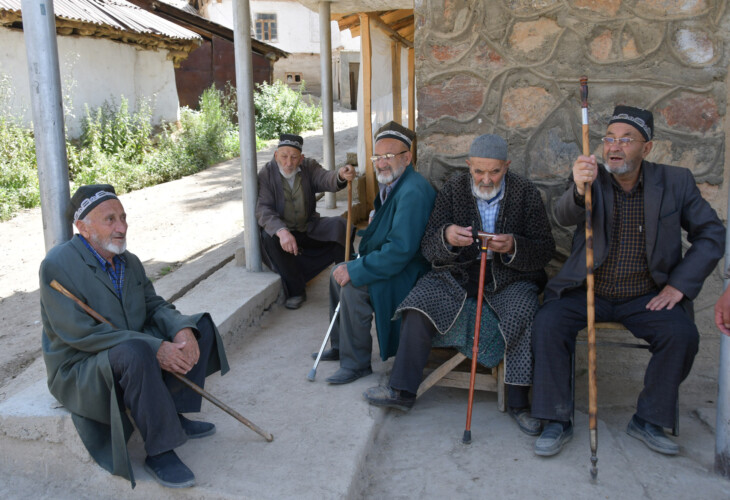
[413,0,730,407]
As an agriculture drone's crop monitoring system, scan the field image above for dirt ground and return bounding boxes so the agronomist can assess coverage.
[0,104,358,402]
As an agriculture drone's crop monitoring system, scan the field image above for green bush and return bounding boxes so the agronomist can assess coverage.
[253,80,322,140]
[0,118,39,220]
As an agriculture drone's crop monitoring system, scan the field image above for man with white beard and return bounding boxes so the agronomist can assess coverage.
[363,135,555,436]
[531,105,724,458]
[321,121,436,385]
[257,134,356,309]
[39,184,229,488]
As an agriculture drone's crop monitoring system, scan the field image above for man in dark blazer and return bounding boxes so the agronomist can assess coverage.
[531,106,725,457]
[322,121,436,385]
[40,184,229,488]
[256,134,355,309]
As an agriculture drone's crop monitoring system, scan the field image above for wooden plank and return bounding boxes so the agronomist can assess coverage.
[408,47,415,132]
[436,372,498,393]
[380,9,413,25]
[391,41,402,124]
[417,353,466,397]
[360,13,376,210]
[370,14,413,48]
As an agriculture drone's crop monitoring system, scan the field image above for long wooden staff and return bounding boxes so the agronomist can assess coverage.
[49,279,274,442]
[580,76,598,479]
[462,231,491,444]
[345,178,353,261]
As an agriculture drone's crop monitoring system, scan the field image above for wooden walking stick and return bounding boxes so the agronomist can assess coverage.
[580,76,599,479]
[307,176,354,381]
[49,279,274,442]
[463,229,492,444]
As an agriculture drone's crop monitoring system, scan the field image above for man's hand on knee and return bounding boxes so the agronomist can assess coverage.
[333,263,351,287]
[277,229,298,255]
[157,339,194,374]
[174,328,200,366]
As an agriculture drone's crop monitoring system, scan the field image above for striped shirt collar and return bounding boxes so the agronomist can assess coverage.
[77,234,126,299]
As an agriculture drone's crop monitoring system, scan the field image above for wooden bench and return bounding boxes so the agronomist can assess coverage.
[416,348,506,412]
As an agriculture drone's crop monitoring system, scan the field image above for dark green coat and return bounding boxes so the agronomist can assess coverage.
[39,236,229,486]
[348,164,436,360]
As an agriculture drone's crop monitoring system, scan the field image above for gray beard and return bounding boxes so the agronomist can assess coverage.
[603,162,631,175]
[376,166,403,185]
[471,179,501,201]
[277,164,297,180]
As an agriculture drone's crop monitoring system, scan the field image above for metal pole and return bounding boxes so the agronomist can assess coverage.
[232,0,262,271]
[319,1,336,209]
[715,188,730,477]
[21,0,71,252]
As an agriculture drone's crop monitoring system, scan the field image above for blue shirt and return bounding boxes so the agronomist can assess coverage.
[78,234,126,300]
[476,184,505,258]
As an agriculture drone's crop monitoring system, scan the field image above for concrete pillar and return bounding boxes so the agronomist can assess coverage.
[232,0,262,271]
[21,0,71,251]
[319,1,336,209]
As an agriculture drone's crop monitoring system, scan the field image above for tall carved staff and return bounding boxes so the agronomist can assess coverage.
[462,230,492,444]
[580,76,599,479]
[49,279,274,442]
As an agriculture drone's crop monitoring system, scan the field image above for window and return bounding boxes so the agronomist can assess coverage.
[255,13,277,42]
[285,73,302,84]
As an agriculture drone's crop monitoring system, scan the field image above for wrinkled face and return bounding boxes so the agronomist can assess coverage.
[275,146,303,176]
[467,157,509,200]
[75,199,127,262]
[373,138,411,185]
[602,122,653,176]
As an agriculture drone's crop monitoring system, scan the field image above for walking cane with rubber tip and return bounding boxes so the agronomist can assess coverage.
[463,227,495,444]
[580,76,599,479]
[307,177,354,381]
[49,279,274,442]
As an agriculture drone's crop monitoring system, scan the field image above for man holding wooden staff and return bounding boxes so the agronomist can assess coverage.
[363,134,555,435]
[256,133,356,309]
[39,184,229,488]
[531,106,725,457]
[321,121,436,385]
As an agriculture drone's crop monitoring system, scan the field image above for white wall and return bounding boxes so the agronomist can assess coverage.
[0,28,179,138]
[206,0,359,54]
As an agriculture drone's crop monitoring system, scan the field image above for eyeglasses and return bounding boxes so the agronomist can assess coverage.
[601,136,646,146]
[370,151,409,163]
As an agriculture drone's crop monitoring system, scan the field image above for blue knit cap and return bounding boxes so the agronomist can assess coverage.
[469,134,508,160]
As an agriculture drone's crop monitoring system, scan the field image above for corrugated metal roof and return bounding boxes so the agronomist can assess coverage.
[0,0,201,41]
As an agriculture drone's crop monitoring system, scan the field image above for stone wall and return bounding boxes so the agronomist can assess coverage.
[413,0,730,408]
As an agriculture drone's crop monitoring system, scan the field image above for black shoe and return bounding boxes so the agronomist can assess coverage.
[311,348,339,361]
[508,407,542,436]
[144,450,195,488]
[363,385,415,411]
[285,294,306,309]
[179,414,216,439]
[534,421,573,457]
[626,414,679,455]
[326,366,373,385]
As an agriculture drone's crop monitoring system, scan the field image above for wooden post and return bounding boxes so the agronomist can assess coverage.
[408,46,415,131]
[391,41,402,124]
[360,13,376,209]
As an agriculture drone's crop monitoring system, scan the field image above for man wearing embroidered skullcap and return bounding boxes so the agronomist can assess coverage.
[39,184,229,488]
[318,121,436,384]
[256,133,356,309]
[363,134,555,436]
[531,105,724,457]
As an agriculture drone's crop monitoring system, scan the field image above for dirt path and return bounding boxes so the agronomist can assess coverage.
[0,104,358,400]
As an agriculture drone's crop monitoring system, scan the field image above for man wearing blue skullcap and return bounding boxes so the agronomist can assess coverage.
[531,105,724,457]
[364,134,555,437]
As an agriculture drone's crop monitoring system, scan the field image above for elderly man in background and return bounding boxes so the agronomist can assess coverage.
[40,185,229,488]
[256,133,356,309]
[531,106,724,457]
[363,135,555,436]
[319,121,436,385]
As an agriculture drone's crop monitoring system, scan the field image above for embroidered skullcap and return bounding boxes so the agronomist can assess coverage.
[67,184,118,223]
[278,133,304,151]
[469,134,508,161]
[374,121,415,149]
[608,105,653,141]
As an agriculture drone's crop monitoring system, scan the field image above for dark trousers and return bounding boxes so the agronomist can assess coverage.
[108,315,216,456]
[261,228,346,297]
[389,310,530,407]
[531,288,698,428]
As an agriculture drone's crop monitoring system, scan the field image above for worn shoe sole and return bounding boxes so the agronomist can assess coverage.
[144,463,195,488]
[626,419,679,455]
[362,390,414,412]
[535,425,573,457]
[508,408,542,436]
[326,367,372,385]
